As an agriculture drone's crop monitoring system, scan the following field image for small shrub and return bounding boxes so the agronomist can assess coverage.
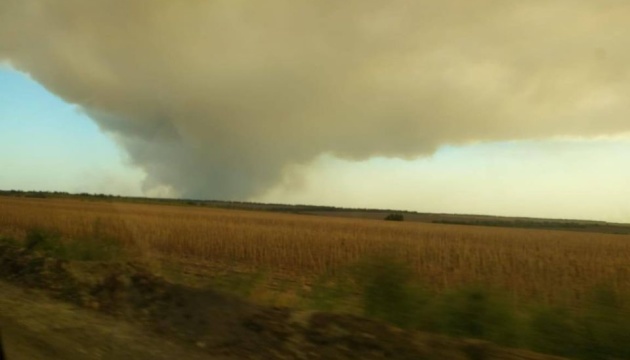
[210,271,269,298]
[60,237,123,262]
[307,274,355,312]
[384,213,404,221]
[575,286,630,360]
[527,306,581,357]
[353,255,420,328]
[25,228,63,253]
[25,227,122,262]
[437,286,521,346]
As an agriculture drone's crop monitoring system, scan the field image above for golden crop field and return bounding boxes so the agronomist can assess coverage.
[1,195,629,305]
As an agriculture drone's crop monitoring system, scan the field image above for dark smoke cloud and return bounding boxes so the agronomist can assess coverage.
[1,0,629,199]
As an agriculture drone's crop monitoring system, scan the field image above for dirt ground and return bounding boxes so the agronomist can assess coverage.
[0,280,228,360]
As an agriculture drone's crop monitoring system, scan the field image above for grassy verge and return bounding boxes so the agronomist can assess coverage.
[22,227,124,262]
[3,230,630,359]
[210,252,630,359]
[346,255,630,359]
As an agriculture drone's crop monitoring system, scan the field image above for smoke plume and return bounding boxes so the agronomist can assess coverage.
[1,0,629,199]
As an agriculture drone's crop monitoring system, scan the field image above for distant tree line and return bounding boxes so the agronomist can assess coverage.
[433,219,630,235]
[0,189,416,214]
[434,219,591,228]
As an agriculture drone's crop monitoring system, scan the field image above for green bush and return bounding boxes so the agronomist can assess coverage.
[25,228,63,253]
[575,286,630,360]
[25,227,122,261]
[527,305,581,357]
[436,286,522,346]
[62,238,121,262]
[352,256,521,341]
[353,255,425,328]
[384,213,404,221]
[307,273,355,312]
[211,270,268,298]
[336,254,630,359]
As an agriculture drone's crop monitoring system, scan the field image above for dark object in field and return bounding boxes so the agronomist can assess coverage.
[384,213,404,221]
[0,329,5,360]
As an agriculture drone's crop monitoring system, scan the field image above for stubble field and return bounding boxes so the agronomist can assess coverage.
[1,195,629,306]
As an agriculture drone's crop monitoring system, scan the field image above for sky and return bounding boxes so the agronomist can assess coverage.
[0,68,147,196]
[1,1,629,222]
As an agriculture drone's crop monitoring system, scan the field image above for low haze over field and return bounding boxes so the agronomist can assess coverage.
[1,0,629,221]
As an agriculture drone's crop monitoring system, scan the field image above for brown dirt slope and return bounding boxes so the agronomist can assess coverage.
[0,281,226,360]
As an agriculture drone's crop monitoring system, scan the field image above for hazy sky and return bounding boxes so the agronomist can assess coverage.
[1,1,629,222]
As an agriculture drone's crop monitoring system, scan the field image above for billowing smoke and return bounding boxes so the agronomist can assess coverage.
[1,0,629,199]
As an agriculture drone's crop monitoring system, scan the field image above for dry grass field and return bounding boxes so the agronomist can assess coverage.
[1,195,629,306]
